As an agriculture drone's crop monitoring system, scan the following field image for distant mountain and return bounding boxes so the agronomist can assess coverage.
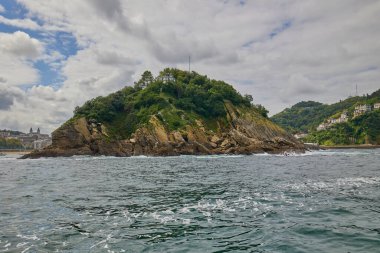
[271,89,380,145]
[304,109,380,145]
[271,98,360,133]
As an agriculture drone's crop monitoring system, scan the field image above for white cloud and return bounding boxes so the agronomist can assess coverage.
[0,31,43,58]
[0,15,41,30]
[0,84,23,110]
[0,57,39,86]
[0,0,379,133]
[0,84,70,133]
[96,50,139,66]
[0,4,4,13]
[0,31,43,86]
[60,46,136,107]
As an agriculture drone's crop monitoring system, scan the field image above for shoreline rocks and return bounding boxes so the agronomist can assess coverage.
[22,103,306,159]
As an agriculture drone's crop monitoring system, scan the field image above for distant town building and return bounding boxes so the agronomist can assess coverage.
[336,110,348,123]
[17,135,38,149]
[316,111,349,131]
[0,129,23,138]
[1,127,51,149]
[374,103,380,110]
[0,131,11,138]
[317,122,329,131]
[353,104,371,118]
[33,139,52,150]
[294,133,308,139]
[17,127,50,149]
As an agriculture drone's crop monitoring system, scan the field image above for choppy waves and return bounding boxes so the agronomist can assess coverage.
[1,149,380,252]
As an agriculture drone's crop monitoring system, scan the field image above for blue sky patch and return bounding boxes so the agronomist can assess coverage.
[0,0,28,19]
[0,1,81,88]
[53,32,79,57]
[33,61,64,88]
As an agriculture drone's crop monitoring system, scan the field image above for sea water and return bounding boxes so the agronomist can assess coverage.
[0,149,379,252]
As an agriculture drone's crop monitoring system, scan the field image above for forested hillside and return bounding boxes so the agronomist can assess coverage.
[271,89,380,145]
[271,89,380,133]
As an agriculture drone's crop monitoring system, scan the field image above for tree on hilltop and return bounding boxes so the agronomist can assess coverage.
[134,70,154,90]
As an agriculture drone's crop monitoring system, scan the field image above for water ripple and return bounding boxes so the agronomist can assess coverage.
[0,149,380,252]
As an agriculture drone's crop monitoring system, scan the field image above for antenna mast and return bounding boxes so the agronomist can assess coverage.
[356,84,358,96]
[188,55,191,72]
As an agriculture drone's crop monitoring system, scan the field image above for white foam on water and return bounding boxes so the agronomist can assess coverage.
[336,176,380,186]
[112,195,283,227]
[283,176,380,192]
[255,149,378,157]
[275,150,337,157]
[16,242,29,248]
[253,151,315,157]
[162,209,174,215]
[122,209,132,222]
[74,155,124,161]
[132,212,142,218]
[275,152,300,157]
[254,152,270,156]
[194,154,245,159]
[179,207,190,213]
[309,150,375,156]
[0,156,18,161]
[16,234,39,241]
[21,246,32,253]
[128,155,150,159]
[151,212,176,223]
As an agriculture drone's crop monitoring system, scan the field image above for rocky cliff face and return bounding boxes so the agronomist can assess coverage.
[23,102,305,158]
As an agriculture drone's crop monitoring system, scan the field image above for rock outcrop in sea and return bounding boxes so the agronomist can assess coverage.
[23,101,304,158]
[22,68,306,158]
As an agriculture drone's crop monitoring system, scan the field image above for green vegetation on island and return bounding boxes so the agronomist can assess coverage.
[23,68,305,158]
[74,68,267,139]
[271,89,380,145]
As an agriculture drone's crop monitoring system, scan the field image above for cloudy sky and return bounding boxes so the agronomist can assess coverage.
[0,0,379,134]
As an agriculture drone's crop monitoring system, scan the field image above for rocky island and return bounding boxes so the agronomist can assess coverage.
[23,69,305,158]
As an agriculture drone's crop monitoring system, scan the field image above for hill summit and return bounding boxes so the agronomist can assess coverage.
[24,68,304,158]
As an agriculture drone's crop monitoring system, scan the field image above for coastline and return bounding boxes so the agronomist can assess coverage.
[0,149,32,155]
[320,144,380,149]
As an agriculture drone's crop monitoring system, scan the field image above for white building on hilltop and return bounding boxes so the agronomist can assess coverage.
[337,110,348,123]
[294,133,308,139]
[374,103,380,110]
[353,104,371,118]
[317,122,329,131]
[316,111,349,131]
